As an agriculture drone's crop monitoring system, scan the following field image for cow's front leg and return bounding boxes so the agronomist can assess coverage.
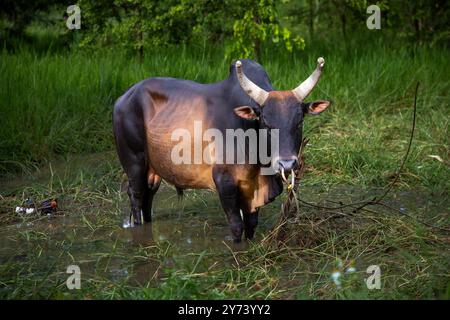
[243,209,259,240]
[213,168,244,243]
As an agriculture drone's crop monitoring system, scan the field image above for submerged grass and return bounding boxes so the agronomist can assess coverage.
[0,153,448,299]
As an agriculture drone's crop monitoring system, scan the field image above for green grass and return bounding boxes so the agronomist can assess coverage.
[1,39,449,191]
[0,36,449,299]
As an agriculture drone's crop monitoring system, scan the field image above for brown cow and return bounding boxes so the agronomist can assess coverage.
[113,58,330,242]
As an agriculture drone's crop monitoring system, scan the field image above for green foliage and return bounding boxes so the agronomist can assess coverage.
[2,0,450,53]
[74,0,304,60]
[227,0,304,61]
[78,0,206,54]
[385,0,450,44]
[0,0,66,37]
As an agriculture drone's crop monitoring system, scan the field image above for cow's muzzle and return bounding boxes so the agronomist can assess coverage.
[277,158,298,172]
[276,158,298,186]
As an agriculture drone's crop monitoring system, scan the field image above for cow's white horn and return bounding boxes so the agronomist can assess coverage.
[292,57,325,102]
[235,60,269,106]
[281,167,287,182]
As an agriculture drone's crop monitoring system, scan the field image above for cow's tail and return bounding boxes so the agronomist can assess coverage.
[120,173,129,194]
[176,187,184,203]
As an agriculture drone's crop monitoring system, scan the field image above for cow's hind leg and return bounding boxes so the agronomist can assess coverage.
[116,142,147,225]
[213,167,244,243]
[142,169,161,223]
[125,159,148,225]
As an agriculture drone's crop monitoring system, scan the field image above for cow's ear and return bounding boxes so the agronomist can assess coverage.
[234,106,259,120]
[303,100,331,115]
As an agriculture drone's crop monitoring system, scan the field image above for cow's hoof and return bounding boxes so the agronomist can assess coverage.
[228,221,243,244]
[244,230,255,240]
[131,211,143,226]
[132,216,142,226]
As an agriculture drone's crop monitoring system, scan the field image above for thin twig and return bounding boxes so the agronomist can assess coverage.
[355,82,419,211]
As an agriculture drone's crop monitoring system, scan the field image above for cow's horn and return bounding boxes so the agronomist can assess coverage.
[235,60,269,106]
[292,57,325,102]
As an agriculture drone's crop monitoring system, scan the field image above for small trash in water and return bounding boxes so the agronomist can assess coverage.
[345,259,356,274]
[427,154,444,163]
[123,219,132,229]
[345,266,357,273]
[39,199,58,214]
[331,270,342,288]
[15,198,58,215]
[15,206,35,214]
[15,198,35,215]
[332,258,356,287]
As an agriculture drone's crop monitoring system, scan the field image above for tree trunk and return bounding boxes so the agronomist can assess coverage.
[308,0,314,40]
[341,13,347,39]
[253,11,262,62]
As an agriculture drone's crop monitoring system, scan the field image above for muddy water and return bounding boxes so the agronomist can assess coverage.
[0,153,448,291]
[0,175,271,287]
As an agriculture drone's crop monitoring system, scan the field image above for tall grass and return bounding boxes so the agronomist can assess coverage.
[1,39,449,191]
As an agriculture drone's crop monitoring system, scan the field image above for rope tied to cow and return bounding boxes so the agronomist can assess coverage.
[264,137,309,243]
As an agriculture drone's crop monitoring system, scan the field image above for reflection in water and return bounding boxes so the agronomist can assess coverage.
[121,211,247,251]
[128,223,154,247]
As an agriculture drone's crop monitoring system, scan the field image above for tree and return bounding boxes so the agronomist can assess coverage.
[0,0,66,38]
[227,0,304,61]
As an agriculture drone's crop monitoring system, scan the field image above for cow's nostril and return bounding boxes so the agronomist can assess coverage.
[278,158,298,172]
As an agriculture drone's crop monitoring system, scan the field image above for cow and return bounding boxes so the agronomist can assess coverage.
[113,57,330,242]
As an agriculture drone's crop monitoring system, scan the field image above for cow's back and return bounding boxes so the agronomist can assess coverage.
[113,60,275,193]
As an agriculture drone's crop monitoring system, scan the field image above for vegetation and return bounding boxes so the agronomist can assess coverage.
[0,152,448,299]
[0,0,449,300]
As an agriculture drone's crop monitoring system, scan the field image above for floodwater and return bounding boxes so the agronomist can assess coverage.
[0,153,448,292]
[0,158,274,287]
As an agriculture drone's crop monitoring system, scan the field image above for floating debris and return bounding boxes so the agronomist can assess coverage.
[331,270,342,288]
[345,267,357,273]
[331,259,356,288]
[39,199,58,214]
[122,218,132,228]
[15,206,35,215]
[15,198,58,215]
[15,198,35,215]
